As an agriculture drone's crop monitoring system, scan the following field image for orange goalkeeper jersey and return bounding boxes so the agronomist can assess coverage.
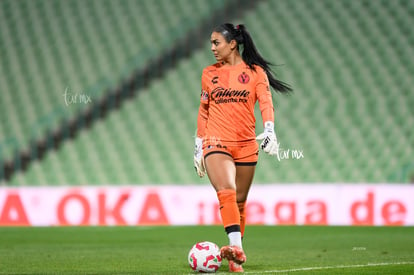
[197,61,274,145]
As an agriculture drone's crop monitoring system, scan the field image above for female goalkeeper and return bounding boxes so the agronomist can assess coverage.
[194,23,291,272]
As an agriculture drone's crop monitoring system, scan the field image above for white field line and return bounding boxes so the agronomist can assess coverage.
[243,261,414,274]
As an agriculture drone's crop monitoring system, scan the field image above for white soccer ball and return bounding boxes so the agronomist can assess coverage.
[188,241,222,273]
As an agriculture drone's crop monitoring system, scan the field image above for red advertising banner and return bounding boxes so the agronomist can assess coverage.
[0,185,413,226]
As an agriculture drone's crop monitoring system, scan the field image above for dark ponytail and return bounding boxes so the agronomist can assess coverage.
[214,23,292,93]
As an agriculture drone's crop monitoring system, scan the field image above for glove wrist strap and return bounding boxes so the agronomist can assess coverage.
[195,137,203,146]
[264,121,274,132]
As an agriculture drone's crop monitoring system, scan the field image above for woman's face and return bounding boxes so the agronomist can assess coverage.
[210,31,235,63]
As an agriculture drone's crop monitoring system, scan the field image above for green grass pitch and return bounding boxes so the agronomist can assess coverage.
[0,226,413,274]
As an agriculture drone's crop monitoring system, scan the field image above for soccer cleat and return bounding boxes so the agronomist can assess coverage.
[220,245,246,265]
[228,260,244,272]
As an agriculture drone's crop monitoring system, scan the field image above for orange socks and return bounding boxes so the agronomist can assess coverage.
[238,202,246,237]
[217,189,243,247]
[217,189,240,232]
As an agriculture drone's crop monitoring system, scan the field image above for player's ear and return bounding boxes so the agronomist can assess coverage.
[229,39,238,51]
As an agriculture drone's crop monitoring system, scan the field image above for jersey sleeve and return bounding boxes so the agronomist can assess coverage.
[196,69,210,138]
[256,69,274,125]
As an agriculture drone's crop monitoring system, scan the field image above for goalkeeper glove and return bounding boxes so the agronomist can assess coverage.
[256,121,279,156]
[194,137,206,177]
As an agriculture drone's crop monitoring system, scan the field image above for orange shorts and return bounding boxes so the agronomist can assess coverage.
[203,140,259,166]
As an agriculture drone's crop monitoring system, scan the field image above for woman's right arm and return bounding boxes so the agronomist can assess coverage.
[197,70,210,138]
[196,102,208,138]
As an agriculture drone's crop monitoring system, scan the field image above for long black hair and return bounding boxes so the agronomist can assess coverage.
[213,23,292,93]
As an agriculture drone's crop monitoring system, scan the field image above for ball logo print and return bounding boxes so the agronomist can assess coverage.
[196,242,210,251]
[188,241,222,273]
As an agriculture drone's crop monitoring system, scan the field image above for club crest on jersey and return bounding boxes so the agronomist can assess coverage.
[238,72,250,84]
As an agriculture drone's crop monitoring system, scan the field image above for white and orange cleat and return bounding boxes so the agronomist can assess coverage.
[228,260,244,273]
[220,245,246,264]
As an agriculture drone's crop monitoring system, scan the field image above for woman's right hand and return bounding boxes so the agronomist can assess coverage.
[194,137,206,177]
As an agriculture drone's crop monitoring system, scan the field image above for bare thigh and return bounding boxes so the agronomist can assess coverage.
[205,153,236,191]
